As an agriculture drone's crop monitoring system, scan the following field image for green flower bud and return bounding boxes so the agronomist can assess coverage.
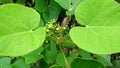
[48,23,53,29]
[46,29,50,32]
[45,40,49,43]
[62,27,66,30]
[56,27,60,31]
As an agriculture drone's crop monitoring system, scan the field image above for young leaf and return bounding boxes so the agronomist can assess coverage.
[70,0,120,54]
[23,46,44,64]
[0,4,46,56]
[71,58,104,68]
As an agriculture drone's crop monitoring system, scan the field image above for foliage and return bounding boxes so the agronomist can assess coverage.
[70,0,120,54]
[0,0,120,68]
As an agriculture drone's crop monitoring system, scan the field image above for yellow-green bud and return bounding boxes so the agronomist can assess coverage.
[48,23,53,29]
[56,27,60,31]
[62,27,66,30]
[46,29,50,32]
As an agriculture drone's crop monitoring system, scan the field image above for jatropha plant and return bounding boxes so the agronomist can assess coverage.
[0,0,120,68]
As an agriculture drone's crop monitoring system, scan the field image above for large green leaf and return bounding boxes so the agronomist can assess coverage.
[70,0,120,54]
[0,4,46,56]
[75,0,119,25]
[71,58,104,68]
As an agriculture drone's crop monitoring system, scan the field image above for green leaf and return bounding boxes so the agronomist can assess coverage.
[12,58,30,68]
[1,0,13,3]
[75,0,118,25]
[43,50,57,63]
[39,19,45,27]
[23,46,44,64]
[0,1,3,6]
[43,0,61,22]
[71,58,104,68]
[0,57,12,68]
[0,4,46,56]
[69,49,79,59]
[17,0,26,4]
[35,0,48,13]
[70,0,120,54]
[78,49,92,59]
[56,53,65,66]
[42,37,58,63]
[62,35,76,48]
[39,61,49,68]
[55,0,83,15]
[96,54,112,66]
[56,53,73,67]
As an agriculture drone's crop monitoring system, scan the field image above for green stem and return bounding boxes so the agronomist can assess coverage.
[59,45,70,68]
